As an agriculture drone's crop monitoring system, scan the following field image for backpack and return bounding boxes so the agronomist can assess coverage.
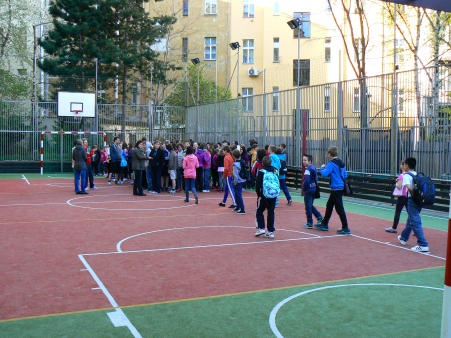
[406,172,436,206]
[280,160,287,175]
[238,159,249,180]
[260,169,280,198]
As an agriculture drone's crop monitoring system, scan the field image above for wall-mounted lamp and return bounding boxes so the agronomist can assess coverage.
[191,58,200,65]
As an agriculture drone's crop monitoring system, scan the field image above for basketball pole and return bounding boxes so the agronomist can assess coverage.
[441,193,451,337]
[94,58,99,131]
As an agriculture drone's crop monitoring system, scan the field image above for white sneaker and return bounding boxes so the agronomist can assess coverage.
[255,229,266,236]
[92,186,98,190]
[85,187,90,191]
[107,181,111,186]
[264,232,275,239]
[398,235,406,246]
[411,245,429,253]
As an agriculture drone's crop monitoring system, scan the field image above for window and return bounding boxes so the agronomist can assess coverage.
[242,88,253,112]
[324,87,330,112]
[182,38,188,62]
[354,38,360,62]
[274,1,280,15]
[131,84,138,105]
[243,40,254,64]
[183,0,189,16]
[272,87,279,111]
[205,0,217,14]
[353,87,360,112]
[243,0,254,18]
[325,37,331,62]
[273,38,280,62]
[293,59,310,86]
[293,13,310,38]
[204,37,216,60]
[398,89,404,113]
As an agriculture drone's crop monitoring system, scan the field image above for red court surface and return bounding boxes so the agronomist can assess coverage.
[0,177,446,321]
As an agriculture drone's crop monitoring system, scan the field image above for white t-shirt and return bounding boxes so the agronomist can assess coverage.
[402,171,416,197]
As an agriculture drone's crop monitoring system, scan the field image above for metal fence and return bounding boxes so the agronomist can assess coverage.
[1,65,450,178]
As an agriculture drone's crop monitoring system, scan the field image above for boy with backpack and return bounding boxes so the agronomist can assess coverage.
[232,149,247,214]
[302,154,323,229]
[255,156,280,239]
[398,157,430,253]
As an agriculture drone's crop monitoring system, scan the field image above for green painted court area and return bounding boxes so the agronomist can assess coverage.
[0,173,448,337]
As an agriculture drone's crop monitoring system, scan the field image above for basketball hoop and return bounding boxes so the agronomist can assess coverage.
[73,110,83,115]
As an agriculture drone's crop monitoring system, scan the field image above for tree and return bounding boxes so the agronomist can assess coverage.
[0,0,48,71]
[38,0,176,136]
[165,63,231,107]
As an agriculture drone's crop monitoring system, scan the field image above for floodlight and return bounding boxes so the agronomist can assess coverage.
[287,18,301,30]
[191,58,200,65]
[229,42,240,50]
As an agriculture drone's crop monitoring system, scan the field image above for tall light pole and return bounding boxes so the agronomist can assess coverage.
[229,42,240,143]
[287,18,302,168]
[191,58,200,141]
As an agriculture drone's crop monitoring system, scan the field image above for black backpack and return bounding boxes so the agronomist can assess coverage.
[238,159,249,180]
[407,172,436,206]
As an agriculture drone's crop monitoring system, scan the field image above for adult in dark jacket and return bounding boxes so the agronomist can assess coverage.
[72,139,88,194]
[149,141,165,193]
[194,142,206,191]
[132,140,150,196]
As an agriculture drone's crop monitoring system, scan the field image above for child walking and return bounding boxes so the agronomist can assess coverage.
[301,154,323,229]
[385,161,408,233]
[397,157,429,253]
[182,146,199,204]
[232,149,246,215]
[316,146,351,235]
[255,156,277,239]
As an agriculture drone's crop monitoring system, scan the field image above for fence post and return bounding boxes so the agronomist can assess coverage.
[391,72,399,175]
[337,81,343,156]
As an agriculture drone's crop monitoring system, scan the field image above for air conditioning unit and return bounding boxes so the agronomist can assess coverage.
[248,68,259,76]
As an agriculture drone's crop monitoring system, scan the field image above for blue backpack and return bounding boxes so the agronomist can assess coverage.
[260,169,280,198]
[407,172,436,206]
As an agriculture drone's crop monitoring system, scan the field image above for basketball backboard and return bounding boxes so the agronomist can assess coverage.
[57,91,95,117]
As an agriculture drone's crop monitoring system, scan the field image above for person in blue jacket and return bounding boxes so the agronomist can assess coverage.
[301,154,323,229]
[316,146,351,235]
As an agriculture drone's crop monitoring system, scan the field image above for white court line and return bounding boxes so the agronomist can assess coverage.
[78,254,142,338]
[269,283,443,338]
[351,234,445,260]
[0,202,67,207]
[22,175,30,185]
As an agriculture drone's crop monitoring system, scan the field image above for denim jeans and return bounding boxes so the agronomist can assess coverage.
[85,163,94,188]
[400,199,428,247]
[177,167,183,189]
[234,183,244,211]
[304,191,322,224]
[203,168,211,190]
[184,178,197,201]
[74,169,87,193]
[146,166,153,190]
[279,178,292,201]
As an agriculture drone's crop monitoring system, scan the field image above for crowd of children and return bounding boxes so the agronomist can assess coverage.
[74,137,430,253]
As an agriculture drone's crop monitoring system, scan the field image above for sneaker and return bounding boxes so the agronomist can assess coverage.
[195,196,199,204]
[385,227,397,233]
[302,223,313,229]
[255,228,266,236]
[92,186,98,190]
[150,191,158,194]
[85,187,90,191]
[337,228,351,235]
[316,217,323,226]
[233,207,240,212]
[184,199,189,202]
[287,200,292,206]
[204,190,210,192]
[315,224,329,231]
[264,232,275,239]
[398,235,407,246]
[107,181,111,186]
[129,180,134,185]
[411,245,430,253]
[218,202,226,207]
[236,210,245,215]
[169,189,177,194]
[228,204,237,209]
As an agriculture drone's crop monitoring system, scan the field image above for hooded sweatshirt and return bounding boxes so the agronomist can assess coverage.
[182,154,199,179]
[195,149,206,168]
[320,158,347,190]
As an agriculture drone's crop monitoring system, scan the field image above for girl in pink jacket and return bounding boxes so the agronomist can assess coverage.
[182,146,199,204]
